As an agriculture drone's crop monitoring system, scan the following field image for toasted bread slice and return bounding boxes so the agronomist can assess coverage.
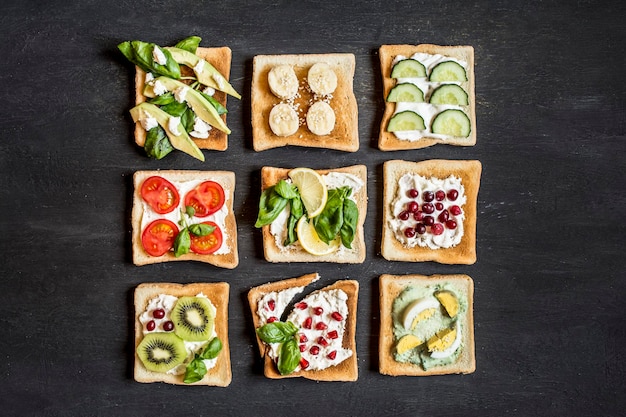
[259,165,367,263]
[134,282,231,386]
[134,46,233,151]
[381,159,481,264]
[252,53,359,152]
[247,274,359,381]
[379,274,475,376]
[131,170,238,268]
[379,44,476,151]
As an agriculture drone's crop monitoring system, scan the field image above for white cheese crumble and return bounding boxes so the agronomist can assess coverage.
[189,117,212,139]
[194,59,205,74]
[152,46,167,65]
[173,86,189,103]
[152,79,167,96]
[168,116,182,135]
[139,109,158,131]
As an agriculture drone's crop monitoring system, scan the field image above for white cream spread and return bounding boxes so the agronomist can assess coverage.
[257,286,306,323]
[140,176,230,255]
[388,174,466,249]
[139,293,218,375]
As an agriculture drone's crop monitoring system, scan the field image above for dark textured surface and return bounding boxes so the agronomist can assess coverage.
[1,1,625,415]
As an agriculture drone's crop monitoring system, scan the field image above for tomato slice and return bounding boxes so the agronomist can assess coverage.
[184,181,225,217]
[141,176,180,214]
[141,219,179,257]
[190,221,223,255]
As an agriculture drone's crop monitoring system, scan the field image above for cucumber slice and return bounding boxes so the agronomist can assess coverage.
[391,59,426,78]
[429,84,469,105]
[387,111,426,132]
[429,61,467,82]
[386,83,424,103]
[431,109,471,137]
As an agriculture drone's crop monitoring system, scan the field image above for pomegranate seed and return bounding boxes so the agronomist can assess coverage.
[295,302,308,310]
[153,309,165,319]
[438,209,449,223]
[313,306,323,315]
[146,320,156,331]
[423,191,434,202]
[404,227,415,238]
[446,219,457,229]
[450,205,462,216]
[327,350,337,360]
[423,216,435,226]
[435,202,444,211]
[303,317,312,329]
[299,334,308,343]
[315,322,328,331]
[435,190,445,201]
[327,330,339,339]
[431,223,444,235]
[407,188,419,198]
[413,210,424,221]
[317,337,329,347]
[309,345,320,355]
[447,189,459,201]
[267,316,278,323]
[407,201,419,213]
[415,223,426,235]
[299,344,307,352]
[299,358,309,369]
[163,321,174,331]
[267,299,276,311]
[422,202,434,214]
[331,312,343,321]
[398,210,410,221]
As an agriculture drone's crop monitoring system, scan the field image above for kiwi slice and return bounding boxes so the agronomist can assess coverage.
[136,332,186,373]
[172,296,215,342]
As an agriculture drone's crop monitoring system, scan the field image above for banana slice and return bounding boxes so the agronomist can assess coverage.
[306,101,335,136]
[269,103,299,136]
[307,63,337,96]
[268,65,299,100]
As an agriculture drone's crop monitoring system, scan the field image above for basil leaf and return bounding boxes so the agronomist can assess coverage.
[290,196,303,219]
[199,91,228,115]
[256,321,298,343]
[160,100,188,117]
[255,186,288,228]
[201,337,222,360]
[313,188,347,244]
[277,337,301,375]
[189,223,215,237]
[183,356,207,384]
[143,125,173,159]
[181,107,196,133]
[340,198,358,248]
[185,205,196,217]
[173,228,191,257]
[148,92,175,105]
[283,214,298,247]
[275,180,298,200]
[118,40,181,79]
[175,36,201,53]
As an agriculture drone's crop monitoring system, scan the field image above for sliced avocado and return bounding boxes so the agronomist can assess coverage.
[165,47,241,99]
[153,77,230,134]
[130,102,204,161]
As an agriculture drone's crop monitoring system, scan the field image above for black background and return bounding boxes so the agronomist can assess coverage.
[1,1,625,416]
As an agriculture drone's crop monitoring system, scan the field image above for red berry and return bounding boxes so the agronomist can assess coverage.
[447,189,459,201]
[446,219,457,229]
[331,312,343,321]
[450,205,462,216]
[327,330,339,339]
[313,306,324,315]
[153,309,165,319]
[303,317,312,329]
[435,202,444,211]
[299,344,307,352]
[407,201,419,213]
[163,321,174,331]
[415,223,426,235]
[146,320,156,331]
[267,299,276,311]
[309,345,320,355]
[407,188,419,198]
[404,227,416,238]
[315,322,328,331]
[423,191,434,202]
[398,210,410,221]
[422,202,434,214]
[267,316,278,323]
[413,210,424,221]
[299,358,309,369]
[431,223,444,235]
[423,216,435,226]
[300,334,308,343]
[438,209,449,223]
[435,190,445,201]
[295,302,308,310]
[317,337,329,347]
[327,350,337,360]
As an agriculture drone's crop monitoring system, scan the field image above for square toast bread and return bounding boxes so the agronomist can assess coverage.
[379,274,475,376]
[247,273,359,381]
[378,44,476,150]
[131,170,238,268]
[134,46,233,151]
[381,159,481,264]
[134,282,231,386]
[259,165,367,263]
[252,53,359,152]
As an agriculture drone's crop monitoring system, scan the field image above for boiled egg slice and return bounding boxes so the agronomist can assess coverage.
[402,298,440,330]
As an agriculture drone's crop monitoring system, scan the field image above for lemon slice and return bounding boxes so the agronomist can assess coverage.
[288,168,327,218]
[296,216,340,255]
[396,334,422,355]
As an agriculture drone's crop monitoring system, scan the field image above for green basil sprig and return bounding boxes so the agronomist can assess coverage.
[173,207,215,257]
[277,337,301,375]
[313,186,358,248]
[183,337,222,384]
[175,36,201,54]
[256,321,301,375]
[143,125,173,159]
[118,40,181,79]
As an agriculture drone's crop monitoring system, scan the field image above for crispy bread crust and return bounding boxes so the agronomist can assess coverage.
[381,159,481,264]
[259,165,367,263]
[247,274,359,381]
[379,274,475,376]
[134,46,233,151]
[131,170,239,268]
[252,53,359,152]
[378,44,476,151]
[134,282,231,386]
